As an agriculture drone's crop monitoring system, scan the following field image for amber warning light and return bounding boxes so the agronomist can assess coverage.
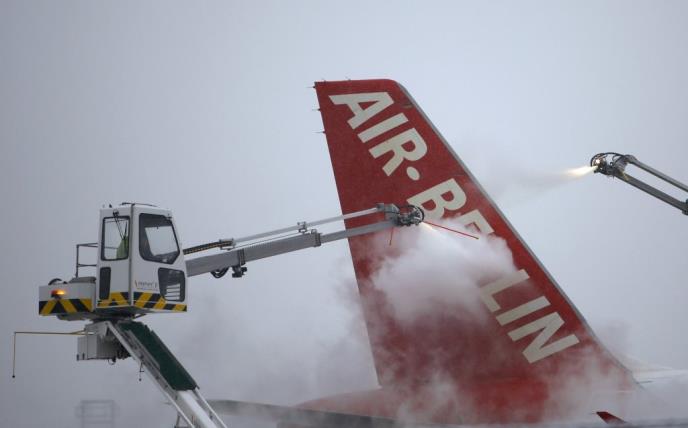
[51,289,67,299]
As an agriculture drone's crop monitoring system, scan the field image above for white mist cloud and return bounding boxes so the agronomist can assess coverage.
[368,219,517,324]
[460,144,596,208]
[540,346,631,422]
[361,218,688,424]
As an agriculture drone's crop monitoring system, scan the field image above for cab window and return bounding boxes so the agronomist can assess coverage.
[139,214,180,264]
[102,216,130,260]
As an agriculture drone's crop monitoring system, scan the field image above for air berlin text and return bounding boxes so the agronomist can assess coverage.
[330,91,580,364]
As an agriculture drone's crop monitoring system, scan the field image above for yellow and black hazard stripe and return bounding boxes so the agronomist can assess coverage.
[97,292,129,308]
[133,292,186,312]
[39,298,93,316]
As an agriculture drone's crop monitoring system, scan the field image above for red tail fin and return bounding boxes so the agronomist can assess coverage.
[314,79,632,423]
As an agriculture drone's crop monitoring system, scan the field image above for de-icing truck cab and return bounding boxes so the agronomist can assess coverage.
[39,204,188,320]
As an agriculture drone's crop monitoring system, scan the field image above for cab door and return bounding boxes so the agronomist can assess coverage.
[130,207,187,312]
[96,206,132,310]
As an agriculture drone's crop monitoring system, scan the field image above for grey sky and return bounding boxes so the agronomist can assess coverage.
[2,1,688,426]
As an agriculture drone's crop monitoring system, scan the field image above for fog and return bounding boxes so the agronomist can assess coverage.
[370,221,514,324]
[2,1,688,426]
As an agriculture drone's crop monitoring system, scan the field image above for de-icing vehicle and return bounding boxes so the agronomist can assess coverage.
[26,202,423,428]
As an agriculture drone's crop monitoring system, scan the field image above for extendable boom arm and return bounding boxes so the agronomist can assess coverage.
[591,152,688,215]
[185,204,424,278]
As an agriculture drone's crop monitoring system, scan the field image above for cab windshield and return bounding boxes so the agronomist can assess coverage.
[139,214,180,264]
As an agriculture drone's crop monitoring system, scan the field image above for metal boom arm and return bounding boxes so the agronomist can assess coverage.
[185,204,424,278]
[591,152,688,215]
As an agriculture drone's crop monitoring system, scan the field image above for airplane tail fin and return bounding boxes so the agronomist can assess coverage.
[314,79,632,423]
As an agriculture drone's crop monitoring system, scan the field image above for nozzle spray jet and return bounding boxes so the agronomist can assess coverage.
[566,165,598,178]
